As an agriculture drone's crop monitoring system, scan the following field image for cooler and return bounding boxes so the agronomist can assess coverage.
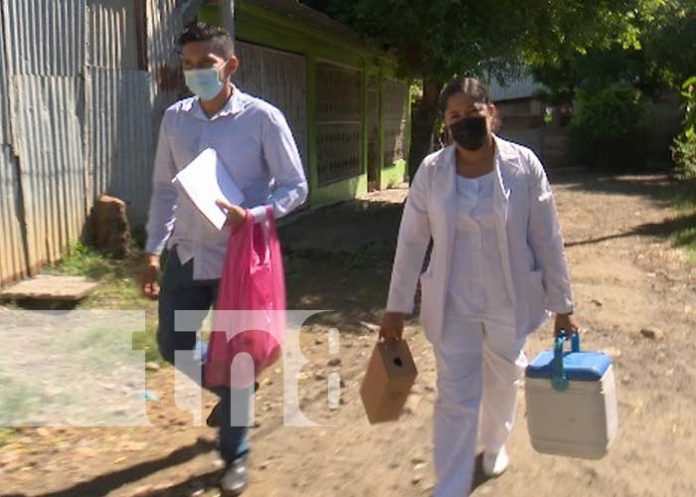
[525,332,618,459]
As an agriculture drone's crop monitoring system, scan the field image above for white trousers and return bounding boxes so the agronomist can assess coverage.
[433,314,527,497]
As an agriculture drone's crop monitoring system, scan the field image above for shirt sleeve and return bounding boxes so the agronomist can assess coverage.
[526,149,574,314]
[145,112,178,255]
[254,107,308,223]
[386,162,432,314]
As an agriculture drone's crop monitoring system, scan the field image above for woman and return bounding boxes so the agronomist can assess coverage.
[380,77,579,496]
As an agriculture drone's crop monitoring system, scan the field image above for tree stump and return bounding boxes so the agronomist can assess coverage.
[92,195,131,258]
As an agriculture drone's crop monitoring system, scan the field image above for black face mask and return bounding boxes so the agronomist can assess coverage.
[449,116,488,151]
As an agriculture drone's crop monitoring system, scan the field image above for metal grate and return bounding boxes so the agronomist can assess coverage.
[316,62,363,185]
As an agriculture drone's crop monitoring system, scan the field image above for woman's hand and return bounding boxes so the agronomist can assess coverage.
[554,313,579,337]
[380,312,405,342]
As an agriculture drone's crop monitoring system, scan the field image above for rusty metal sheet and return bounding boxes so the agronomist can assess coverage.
[10,75,88,268]
[0,146,27,284]
[87,0,140,70]
[86,68,154,224]
[2,0,85,77]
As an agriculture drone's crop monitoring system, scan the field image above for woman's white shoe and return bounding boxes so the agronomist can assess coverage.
[482,446,509,477]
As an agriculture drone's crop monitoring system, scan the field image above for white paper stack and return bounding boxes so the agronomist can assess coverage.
[173,148,245,230]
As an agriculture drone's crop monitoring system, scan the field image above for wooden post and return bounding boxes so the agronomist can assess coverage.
[306,55,319,206]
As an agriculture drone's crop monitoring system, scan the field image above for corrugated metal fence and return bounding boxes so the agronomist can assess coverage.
[0,0,185,286]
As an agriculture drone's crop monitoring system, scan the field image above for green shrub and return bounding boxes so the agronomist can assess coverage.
[673,134,696,180]
[569,83,649,170]
[672,77,696,180]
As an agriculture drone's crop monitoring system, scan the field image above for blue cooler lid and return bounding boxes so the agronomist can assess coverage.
[526,350,611,381]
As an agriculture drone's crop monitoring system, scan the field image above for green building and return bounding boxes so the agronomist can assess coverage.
[200,0,411,208]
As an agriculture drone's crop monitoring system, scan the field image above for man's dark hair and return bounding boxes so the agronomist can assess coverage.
[178,22,235,57]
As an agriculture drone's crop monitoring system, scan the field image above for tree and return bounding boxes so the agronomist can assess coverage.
[302,0,663,179]
[632,0,695,90]
[531,0,696,104]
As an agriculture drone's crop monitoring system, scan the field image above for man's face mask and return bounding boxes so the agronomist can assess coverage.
[448,115,488,151]
[184,63,226,101]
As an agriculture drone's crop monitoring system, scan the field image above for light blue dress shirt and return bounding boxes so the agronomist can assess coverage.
[145,87,308,280]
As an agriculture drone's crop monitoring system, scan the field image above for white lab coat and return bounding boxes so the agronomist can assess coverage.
[386,137,574,341]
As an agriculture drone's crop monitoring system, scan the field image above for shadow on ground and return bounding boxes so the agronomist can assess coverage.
[280,199,405,331]
[0,438,218,497]
[565,211,696,248]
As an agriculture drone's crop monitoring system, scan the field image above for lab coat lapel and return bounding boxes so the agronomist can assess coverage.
[433,141,519,312]
[440,147,458,282]
[493,138,518,305]
[431,146,458,307]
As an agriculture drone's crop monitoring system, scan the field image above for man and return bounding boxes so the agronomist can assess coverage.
[141,22,307,496]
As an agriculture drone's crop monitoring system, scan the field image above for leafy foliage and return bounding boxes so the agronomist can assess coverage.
[569,84,648,170]
[304,0,663,83]
[531,1,696,103]
[641,1,696,89]
[301,0,668,175]
[673,77,696,180]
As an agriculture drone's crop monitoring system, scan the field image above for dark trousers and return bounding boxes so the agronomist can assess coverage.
[157,249,249,463]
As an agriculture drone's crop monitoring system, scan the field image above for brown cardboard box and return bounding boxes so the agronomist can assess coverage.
[360,340,418,424]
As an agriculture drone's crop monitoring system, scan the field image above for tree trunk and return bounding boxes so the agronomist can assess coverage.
[407,79,444,182]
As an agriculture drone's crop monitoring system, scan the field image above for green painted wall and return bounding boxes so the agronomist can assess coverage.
[198,4,219,25]
[381,160,407,190]
[311,175,368,207]
[234,2,389,69]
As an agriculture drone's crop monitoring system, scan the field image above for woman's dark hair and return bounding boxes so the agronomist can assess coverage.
[439,76,501,132]
[178,22,235,58]
[439,77,490,113]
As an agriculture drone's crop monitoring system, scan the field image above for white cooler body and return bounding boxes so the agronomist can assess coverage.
[526,364,618,459]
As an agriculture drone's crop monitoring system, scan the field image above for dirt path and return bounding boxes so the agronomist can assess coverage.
[1,172,694,497]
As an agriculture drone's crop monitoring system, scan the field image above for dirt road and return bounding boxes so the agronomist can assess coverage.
[1,172,694,497]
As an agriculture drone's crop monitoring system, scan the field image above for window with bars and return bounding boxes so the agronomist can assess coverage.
[315,62,363,185]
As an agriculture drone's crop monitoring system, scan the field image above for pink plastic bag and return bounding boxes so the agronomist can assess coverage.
[205,207,286,389]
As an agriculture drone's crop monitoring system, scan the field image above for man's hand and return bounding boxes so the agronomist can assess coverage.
[554,312,579,337]
[215,199,247,229]
[380,312,405,343]
[141,253,161,300]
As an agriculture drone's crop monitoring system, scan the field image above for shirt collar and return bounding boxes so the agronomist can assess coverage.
[186,84,245,121]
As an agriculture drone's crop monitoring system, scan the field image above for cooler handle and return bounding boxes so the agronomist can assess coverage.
[552,330,580,392]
